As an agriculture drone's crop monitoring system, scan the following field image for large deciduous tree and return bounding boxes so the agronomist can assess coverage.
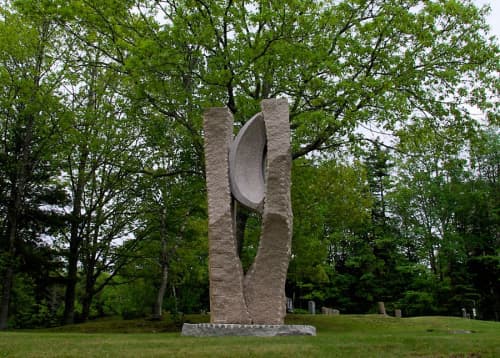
[0,3,69,329]
[60,0,498,156]
[147,0,498,156]
[57,45,145,323]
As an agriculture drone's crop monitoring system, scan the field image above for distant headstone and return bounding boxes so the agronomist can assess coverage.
[308,301,316,315]
[321,307,340,315]
[378,301,386,315]
[395,309,402,318]
[461,308,467,319]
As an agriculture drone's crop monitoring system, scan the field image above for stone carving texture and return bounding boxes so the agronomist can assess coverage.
[203,107,251,324]
[203,99,292,325]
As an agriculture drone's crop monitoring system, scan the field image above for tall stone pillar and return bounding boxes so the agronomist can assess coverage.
[243,98,292,324]
[203,107,251,324]
[203,99,292,325]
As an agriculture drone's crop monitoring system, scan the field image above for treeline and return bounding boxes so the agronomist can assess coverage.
[0,0,498,329]
[291,133,499,320]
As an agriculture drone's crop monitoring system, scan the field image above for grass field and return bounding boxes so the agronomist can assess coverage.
[0,314,498,357]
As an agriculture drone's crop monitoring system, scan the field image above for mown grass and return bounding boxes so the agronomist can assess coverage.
[1,314,498,357]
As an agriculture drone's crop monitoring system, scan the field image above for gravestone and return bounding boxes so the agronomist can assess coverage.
[183,99,315,336]
[395,309,402,318]
[321,307,340,316]
[378,301,387,315]
[308,301,316,315]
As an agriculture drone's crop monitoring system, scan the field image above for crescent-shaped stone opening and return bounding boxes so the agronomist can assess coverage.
[229,113,266,212]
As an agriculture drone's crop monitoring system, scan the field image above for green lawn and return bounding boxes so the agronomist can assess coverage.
[1,315,498,357]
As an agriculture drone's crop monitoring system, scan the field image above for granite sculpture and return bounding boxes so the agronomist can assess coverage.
[203,98,292,325]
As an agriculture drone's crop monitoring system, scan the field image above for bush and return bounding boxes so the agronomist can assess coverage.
[399,290,438,317]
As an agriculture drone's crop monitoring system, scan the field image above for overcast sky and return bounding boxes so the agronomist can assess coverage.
[474,0,500,39]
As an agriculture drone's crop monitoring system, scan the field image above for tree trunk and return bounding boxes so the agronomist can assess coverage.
[0,264,15,330]
[0,191,24,330]
[0,204,20,329]
[63,149,88,325]
[80,260,96,323]
[81,291,93,323]
[234,204,249,259]
[430,249,438,276]
[152,263,168,320]
[62,239,79,324]
[152,208,168,320]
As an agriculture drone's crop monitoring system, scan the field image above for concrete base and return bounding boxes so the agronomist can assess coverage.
[181,323,316,337]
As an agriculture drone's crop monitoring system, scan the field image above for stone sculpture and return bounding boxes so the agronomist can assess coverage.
[203,98,292,325]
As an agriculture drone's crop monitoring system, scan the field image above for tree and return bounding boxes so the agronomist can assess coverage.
[51,0,209,322]
[361,141,412,311]
[289,158,372,309]
[57,54,144,322]
[130,115,207,319]
[156,0,497,154]
[0,2,69,329]
[390,118,499,318]
[55,0,498,158]
[463,129,499,320]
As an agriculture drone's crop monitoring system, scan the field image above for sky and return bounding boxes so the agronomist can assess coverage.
[474,0,500,39]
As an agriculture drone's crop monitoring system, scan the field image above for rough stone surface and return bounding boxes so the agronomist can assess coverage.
[243,98,292,325]
[181,323,316,337]
[203,100,294,326]
[229,113,266,212]
[203,107,251,324]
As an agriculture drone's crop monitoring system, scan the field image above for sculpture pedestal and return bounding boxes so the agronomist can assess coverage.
[181,323,316,337]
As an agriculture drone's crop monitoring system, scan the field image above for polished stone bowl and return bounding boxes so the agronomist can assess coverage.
[228,112,267,213]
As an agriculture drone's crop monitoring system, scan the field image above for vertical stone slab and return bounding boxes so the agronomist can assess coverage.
[244,98,292,324]
[203,108,251,324]
[378,301,387,315]
[308,301,316,315]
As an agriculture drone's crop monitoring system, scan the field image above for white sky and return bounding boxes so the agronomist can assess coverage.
[474,0,500,39]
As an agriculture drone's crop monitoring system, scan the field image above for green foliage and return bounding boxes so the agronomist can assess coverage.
[289,158,373,309]
[0,0,498,328]
[8,273,60,329]
[96,277,156,320]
